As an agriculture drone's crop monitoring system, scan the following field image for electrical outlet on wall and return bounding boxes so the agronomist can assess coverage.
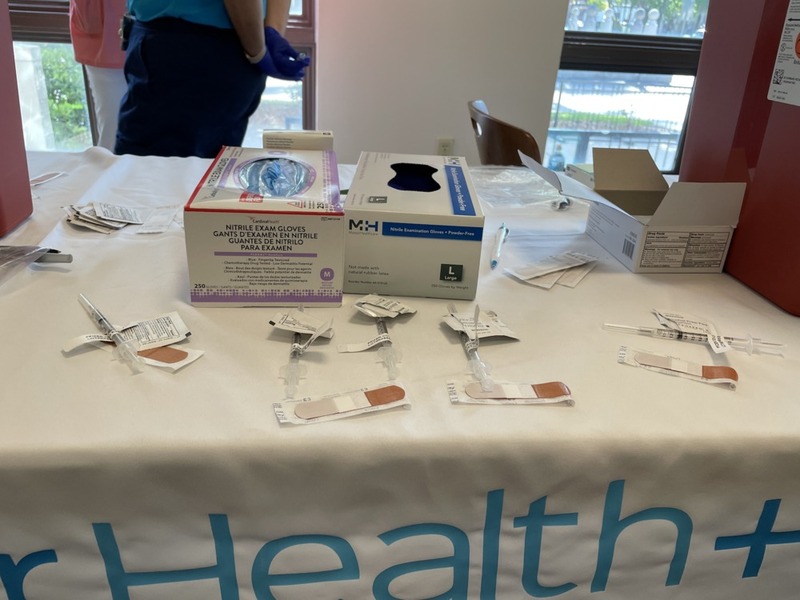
[436,138,455,156]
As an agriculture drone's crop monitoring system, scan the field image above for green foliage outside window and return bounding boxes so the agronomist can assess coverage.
[40,44,91,150]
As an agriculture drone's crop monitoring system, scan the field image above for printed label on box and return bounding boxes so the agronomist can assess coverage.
[185,147,344,307]
[343,153,484,300]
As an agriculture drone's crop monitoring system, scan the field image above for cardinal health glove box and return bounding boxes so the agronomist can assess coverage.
[184,146,344,307]
[343,152,484,300]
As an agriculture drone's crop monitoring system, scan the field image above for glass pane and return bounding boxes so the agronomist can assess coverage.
[565,1,707,38]
[14,42,92,152]
[546,70,694,172]
[242,78,304,148]
[290,0,303,16]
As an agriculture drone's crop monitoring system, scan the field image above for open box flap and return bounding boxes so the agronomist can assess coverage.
[592,148,669,192]
[649,181,746,226]
[591,148,668,216]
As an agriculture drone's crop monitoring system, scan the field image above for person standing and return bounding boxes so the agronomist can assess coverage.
[114,0,308,158]
[69,0,128,151]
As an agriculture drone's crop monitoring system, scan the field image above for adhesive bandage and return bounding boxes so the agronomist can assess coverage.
[448,380,574,406]
[274,383,409,424]
[618,346,739,389]
[465,381,572,400]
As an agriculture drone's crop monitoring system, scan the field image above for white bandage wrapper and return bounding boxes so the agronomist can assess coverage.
[274,383,409,424]
[62,312,202,372]
[63,312,192,353]
[505,251,599,286]
[449,381,574,406]
[92,202,146,224]
[441,309,518,341]
[618,346,738,390]
[269,310,335,339]
[337,333,391,353]
[137,206,181,234]
[353,294,417,319]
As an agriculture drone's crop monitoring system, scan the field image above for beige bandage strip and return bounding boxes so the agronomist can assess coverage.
[138,346,189,364]
[701,365,739,381]
[294,384,405,420]
[465,381,571,401]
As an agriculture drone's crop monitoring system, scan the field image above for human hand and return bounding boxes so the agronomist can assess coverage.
[254,27,310,80]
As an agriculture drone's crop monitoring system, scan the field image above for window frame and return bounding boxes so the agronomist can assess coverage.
[556,30,703,173]
[560,31,702,75]
[9,1,70,43]
[9,0,316,129]
[289,0,315,129]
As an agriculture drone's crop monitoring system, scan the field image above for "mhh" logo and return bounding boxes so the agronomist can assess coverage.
[348,219,379,232]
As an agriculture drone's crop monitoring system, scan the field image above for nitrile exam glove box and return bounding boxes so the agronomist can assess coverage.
[344,152,484,299]
[184,146,344,307]
[523,148,746,274]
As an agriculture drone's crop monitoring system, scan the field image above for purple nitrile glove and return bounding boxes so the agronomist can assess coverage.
[254,26,310,80]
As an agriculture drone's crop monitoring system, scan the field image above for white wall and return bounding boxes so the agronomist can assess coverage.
[316,0,568,165]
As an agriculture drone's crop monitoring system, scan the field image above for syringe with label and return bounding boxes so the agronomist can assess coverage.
[281,331,307,399]
[448,304,495,391]
[603,323,785,356]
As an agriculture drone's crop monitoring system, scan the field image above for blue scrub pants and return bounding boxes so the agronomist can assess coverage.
[115,18,268,158]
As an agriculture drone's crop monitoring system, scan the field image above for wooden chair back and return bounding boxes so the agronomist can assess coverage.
[468,99,542,165]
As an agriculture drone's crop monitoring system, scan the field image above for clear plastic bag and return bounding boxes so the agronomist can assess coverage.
[470,166,571,211]
[0,246,50,287]
[0,246,70,287]
[235,158,313,198]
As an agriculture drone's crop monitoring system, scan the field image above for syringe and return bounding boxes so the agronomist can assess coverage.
[355,301,401,380]
[603,323,785,356]
[449,304,494,391]
[373,315,400,380]
[280,331,308,398]
[78,294,144,373]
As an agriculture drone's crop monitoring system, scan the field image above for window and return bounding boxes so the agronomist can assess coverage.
[546,1,707,173]
[9,0,315,152]
[242,0,315,147]
[13,40,92,151]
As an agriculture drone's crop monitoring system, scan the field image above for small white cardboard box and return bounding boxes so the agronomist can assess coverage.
[262,130,334,151]
[184,146,344,307]
[344,152,484,299]
[522,149,746,273]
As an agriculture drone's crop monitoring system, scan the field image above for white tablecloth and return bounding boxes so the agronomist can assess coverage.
[2,148,799,599]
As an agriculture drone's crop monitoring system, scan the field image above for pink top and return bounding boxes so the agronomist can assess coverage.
[69,0,127,68]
